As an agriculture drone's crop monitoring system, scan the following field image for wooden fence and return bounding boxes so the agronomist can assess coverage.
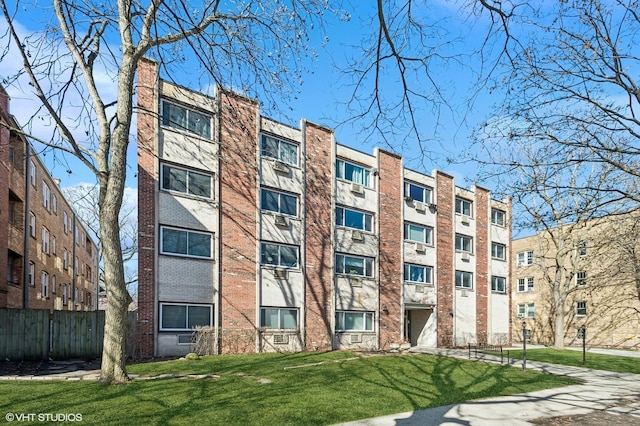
[0,308,105,360]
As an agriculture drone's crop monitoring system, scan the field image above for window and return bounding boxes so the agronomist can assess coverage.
[29,212,36,237]
[404,182,432,204]
[161,163,213,199]
[577,241,587,256]
[75,256,79,275]
[63,211,69,234]
[52,194,57,214]
[576,301,587,317]
[52,275,56,294]
[260,307,298,329]
[336,254,374,278]
[404,223,432,244]
[161,100,212,139]
[517,250,534,266]
[491,209,506,226]
[42,182,51,210]
[160,303,213,331]
[576,271,587,286]
[518,277,534,292]
[336,311,374,332]
[491,276,506,293]
[336,159,371,187]
[518,303,535,318]
[62,285,68,306]
[260,134,298,165]
[8,200,16,224]
[42,227,50,254]
[28,262,35,286]
[63,249,69,270]
[491,242,506,260]
[455,234,472,253]
[261,188,298,216]
[8,146,15,164]
[404,264,433,284]
[161,227,213,259]
[336,207,373,232]
[41,271,49,298]
[261,242,299,268]
[455,198,472,217]
[29,160,36,186]
[455,270,473,289]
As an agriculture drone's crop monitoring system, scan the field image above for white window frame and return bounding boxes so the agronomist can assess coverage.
[161,99,212,139]
[577,240,587,256]
[517,250,534,267]
[260,134,298,166]
[403,263,433,284]
[63,211,69,234]
[261,188,298,217]
[491,242,506,260]
[52,194,57,214]
[576,301,587,317]
[41,271,49,298]
[491,276,506,293]
[336,206,373,232]
[576,271,587,286]
[491,209,506,226]
[42,227,50,254]
[335,311,374,332]
[160,226,213,259]
[28,262,35,286]
[517,277,534,292]
[29,212,36,237]
[455,270,473,289]
[62,285,68,306]
[260,242,299,268]
[455,234,473,253]
[404,223,432,244]
[518,303,535,318]
[455,197,472,217]
[29,160,36,186]
[42,181,51,211]
[336,253,374,278]
[404,182,432,204]
[63,249,69,270]
[160,163,213,199]
[336,159,371,187]
[52,236,57,255]
[260,307,299,330]
[159,303,213,331]
[51,275,57,294]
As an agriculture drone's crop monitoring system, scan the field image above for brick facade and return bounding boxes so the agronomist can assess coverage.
[435,171,455,347]
[475,186,490,343]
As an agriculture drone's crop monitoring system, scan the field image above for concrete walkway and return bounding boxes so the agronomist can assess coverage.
[337,347,640,426]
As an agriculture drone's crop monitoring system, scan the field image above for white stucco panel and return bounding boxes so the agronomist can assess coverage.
[260,269,304,307]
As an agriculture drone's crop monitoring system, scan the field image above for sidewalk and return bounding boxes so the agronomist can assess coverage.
[337,347,640,426]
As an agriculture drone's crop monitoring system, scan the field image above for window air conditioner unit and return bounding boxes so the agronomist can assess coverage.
[461,289,469,297]
[273,334,289,345]
[274,215,288,227]
[517,313,524,318]
[350,182,364,194]
[349,277,362,287]
[177,334,193,345]
[428,203,437,213]
[461,252,470,261]
[415,242,426,253]
[461,216,470,225]
[274,269,288,280]
[350,334,362,344]
[272,161,290,174]
[351,230,364,241]
[415,202,426,213]
[415,285,425,293]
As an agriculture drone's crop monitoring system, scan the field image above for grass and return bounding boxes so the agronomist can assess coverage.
[506,348,640,374]
[0,352,578,425]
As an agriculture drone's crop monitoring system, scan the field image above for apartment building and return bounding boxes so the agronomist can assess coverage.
[0,86,99,311]
[512,213,640,348]
[137,58,512,357]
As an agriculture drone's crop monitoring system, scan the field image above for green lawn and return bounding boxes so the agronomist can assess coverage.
[506,348,640,374]
[0,352,577,425]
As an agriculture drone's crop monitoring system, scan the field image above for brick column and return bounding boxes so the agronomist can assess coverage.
[218,90,259,353]
[436,171,454,347]
[377,150,403,349]
[475,186,490,343]
[0,87,9,308]
[303,121,333,351]
[136,58,158,358]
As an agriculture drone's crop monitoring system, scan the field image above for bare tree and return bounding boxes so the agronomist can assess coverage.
[1,0,332,383]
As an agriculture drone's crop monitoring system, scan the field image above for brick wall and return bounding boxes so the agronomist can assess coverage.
[475,186,490,343]
[378,150,403,349]
[0,87,9,307]
[218,90,260,353]
[303,121,333,351]
[136,58,158,358]
[436,171,454,347]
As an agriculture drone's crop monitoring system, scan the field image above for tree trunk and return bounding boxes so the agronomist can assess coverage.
[553,288,565,349]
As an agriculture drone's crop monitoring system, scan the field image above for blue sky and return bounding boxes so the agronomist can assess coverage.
[2,0,497,193]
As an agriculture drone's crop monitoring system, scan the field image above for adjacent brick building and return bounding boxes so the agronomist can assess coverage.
[136,59,512,357]
[0,86,99,311]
